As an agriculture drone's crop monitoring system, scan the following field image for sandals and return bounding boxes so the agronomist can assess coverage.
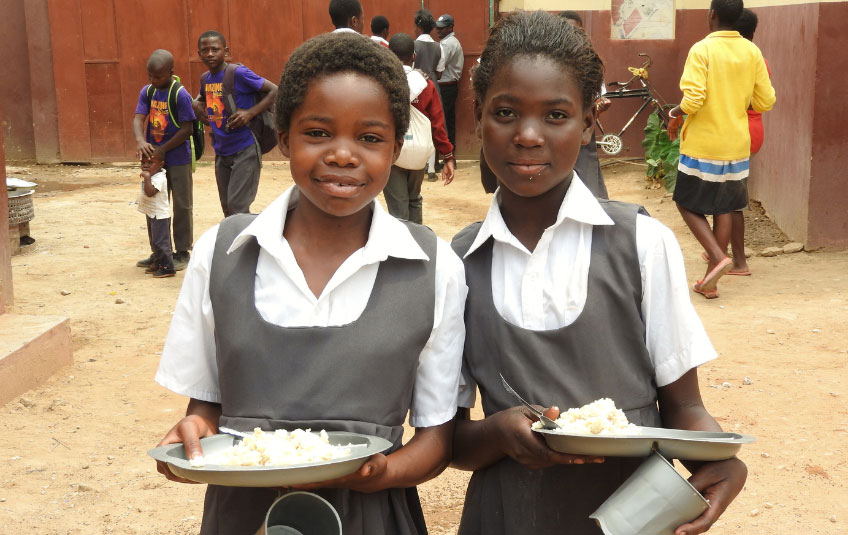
[693,257,732,299]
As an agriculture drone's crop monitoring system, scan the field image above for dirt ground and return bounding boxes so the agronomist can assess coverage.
[1,160,846,534]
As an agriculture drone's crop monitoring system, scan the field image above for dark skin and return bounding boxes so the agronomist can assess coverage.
[667,9,743,287]
[133,64,192,161]
[157,72,454,494]
[140,153,165,197]
[452,55,746,535]
[191,36,278,131]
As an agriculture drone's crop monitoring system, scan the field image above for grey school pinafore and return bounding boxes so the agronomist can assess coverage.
[452,200,662,535]
[203,214,437,535]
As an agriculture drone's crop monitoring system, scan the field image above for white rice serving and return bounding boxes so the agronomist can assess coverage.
[533,398,639,435]
[191,428,352,467]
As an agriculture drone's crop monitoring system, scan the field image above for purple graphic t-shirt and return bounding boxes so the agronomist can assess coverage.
[134,84,196,166]
[201,65,266,156]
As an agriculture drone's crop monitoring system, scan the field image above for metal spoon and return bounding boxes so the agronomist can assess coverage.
[499,373,563,430]
[218,426,250,439]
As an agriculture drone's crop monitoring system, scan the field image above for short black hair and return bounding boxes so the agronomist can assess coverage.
[734,8,758,40]
[414,9,436,33]
[147,49,174,71]
[389,33,415,63]
[371,15,389,35]
[329,0,363,29]
[558,10,583,27]
[710,0,744,26]
[197,30,226,49]
[473,10,603,111]
[275,33,409,140]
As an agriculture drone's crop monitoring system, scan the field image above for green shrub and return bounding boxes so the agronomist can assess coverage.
[642,111,680,192]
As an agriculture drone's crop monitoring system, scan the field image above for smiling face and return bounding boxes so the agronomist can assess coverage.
[198,36,228,72]
[476,55,594,198]
[278,72,402,219]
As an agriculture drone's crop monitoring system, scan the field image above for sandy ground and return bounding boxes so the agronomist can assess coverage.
[1,160,846,534]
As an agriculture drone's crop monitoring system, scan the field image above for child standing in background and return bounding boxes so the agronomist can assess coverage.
[193,31,278,217]
[154,33,465,535]
[450,11,747,535]
[133,49,196,271]
[385,32,455,224]
[667,0,775,297]
[137,153,175,278]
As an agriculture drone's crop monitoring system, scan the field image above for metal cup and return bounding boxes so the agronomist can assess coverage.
[590,451,709,535]
[263,491,342,535]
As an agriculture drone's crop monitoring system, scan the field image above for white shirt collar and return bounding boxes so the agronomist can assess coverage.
[228,186,430,263]
[332,27,361,35]
[464,173,614,258]
[416,34,435,42]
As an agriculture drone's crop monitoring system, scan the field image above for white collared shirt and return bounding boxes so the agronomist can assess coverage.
[457,176,716,406]
[155,187,467,427]
[136,170,170,219]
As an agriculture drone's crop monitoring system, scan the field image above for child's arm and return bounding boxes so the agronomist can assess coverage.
[155,398,222,483]
[133,114,156,159]
[154,122,192,159]
[141,171,157,197]
[226,79,279,130]
[452,407,603,471]
[293,420,456,493]
[658,369,748,535]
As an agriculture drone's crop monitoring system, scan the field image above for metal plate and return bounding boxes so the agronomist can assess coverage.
[534,426,755,461]
[147,431,392,487]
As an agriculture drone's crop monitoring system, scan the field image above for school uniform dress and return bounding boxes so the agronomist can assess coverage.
[200,64,268,216]
[155,187,466,535]
[413,34,442,99]
[673,31,775,216]
[136,169,174,271]
[451,177,717,534]
[134,84,197,253]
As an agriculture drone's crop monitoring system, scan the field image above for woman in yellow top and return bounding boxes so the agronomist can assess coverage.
[667,0,775,299]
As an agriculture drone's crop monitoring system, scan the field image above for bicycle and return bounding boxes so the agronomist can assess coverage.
[595,53,671,156]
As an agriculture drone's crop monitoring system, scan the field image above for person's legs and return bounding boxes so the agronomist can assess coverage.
[215,154,234,216]
[676,203,731,294]
[226,143,262,215]
[440,83,458,150]
[165,163,193,254]
[384,165,411,221]
[150,217,175,277]
[728,210,750,273]
[407,167,426,225]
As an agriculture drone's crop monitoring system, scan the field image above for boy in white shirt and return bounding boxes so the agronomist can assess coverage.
[137,153,176,278]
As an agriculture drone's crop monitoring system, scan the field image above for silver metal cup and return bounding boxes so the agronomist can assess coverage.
[263,491,342,535]
[590,451,709,535]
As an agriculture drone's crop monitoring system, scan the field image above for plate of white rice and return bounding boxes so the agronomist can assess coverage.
[148,429,392,487]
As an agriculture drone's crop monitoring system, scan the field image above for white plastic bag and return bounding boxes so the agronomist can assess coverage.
[394,105,435,170]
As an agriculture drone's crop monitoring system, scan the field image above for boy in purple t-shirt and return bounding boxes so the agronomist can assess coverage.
[133,49,197,271]
[192,31,278,216]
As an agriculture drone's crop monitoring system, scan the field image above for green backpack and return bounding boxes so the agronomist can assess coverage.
[145,76,205,167]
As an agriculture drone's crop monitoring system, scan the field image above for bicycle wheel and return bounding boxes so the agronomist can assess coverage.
[598,133,623,156]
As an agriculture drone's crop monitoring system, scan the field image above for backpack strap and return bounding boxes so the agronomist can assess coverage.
[146,78,183,128]
[221,63,242,116]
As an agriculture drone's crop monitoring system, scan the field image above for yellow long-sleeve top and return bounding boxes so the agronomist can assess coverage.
[679,31,776,160]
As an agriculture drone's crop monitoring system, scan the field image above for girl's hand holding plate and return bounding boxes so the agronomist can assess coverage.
[495,406,604,470]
